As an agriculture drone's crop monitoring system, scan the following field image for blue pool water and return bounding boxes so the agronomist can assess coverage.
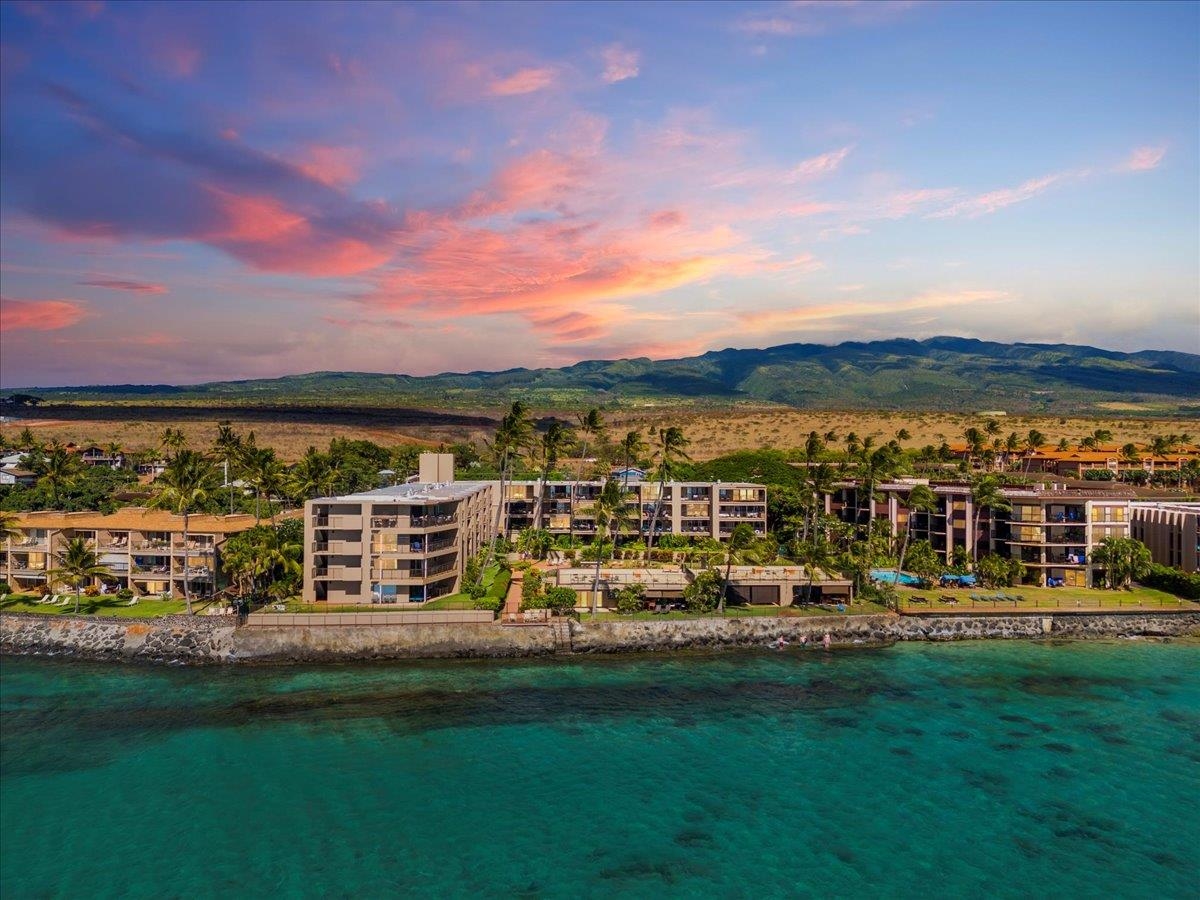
[2,641,1198,897]
[870,568,922,585]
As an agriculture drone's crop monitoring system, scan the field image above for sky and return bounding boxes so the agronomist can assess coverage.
[0,0,1197,388]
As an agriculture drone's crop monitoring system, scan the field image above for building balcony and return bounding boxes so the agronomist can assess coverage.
[410,513,458,529]
[313,514,362,530]
[311,539,362,555]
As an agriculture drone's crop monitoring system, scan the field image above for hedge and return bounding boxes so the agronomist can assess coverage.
[1141,564,1200,599]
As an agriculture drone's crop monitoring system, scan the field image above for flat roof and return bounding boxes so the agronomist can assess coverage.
[325,481,493,504]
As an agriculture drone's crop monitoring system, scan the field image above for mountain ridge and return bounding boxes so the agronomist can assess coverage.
[5,336,1198,414]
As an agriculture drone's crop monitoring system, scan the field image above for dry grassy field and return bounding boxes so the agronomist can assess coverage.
[2,403,1194,462]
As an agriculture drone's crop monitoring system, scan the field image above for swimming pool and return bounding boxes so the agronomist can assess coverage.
[870,569,922,586]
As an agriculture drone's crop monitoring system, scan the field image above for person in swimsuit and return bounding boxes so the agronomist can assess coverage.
[823,631,832,650]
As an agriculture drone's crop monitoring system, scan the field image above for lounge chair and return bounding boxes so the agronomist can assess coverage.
[126,597,138,606]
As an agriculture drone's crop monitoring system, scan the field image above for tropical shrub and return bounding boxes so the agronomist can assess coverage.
[0,580,10,594]
[521,568,544,607]
[683,568,723,612]
[84,584,101,597]
[613,583,647,614]
[116,588,134,600]
[542,586,578,613]
[1082,469,1116,481]
[1140,564,1200,599]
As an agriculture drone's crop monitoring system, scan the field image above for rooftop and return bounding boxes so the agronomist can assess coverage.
[8,507,291,533]
[327,481,494,504]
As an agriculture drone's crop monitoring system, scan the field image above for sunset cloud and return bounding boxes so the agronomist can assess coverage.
[489,66,557,96]
[787,145,853,181]
[928,174,1066,219]
[600,44,640,83]
[0,297,89,332]
[738,289,1009,330]
[1119,145,1166,172]
[78,278,168,294]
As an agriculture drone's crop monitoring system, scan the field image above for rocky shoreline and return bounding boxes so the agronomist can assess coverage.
[2,610,1198,665]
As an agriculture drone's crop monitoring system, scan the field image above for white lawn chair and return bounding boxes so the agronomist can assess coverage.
[127,597,138,606]
[40,594,56,605]
[59,597,71,606]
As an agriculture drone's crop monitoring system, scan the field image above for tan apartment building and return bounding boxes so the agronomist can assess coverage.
[1,509,264,597]
[304,474,494,605]
[828,480,1135,587]
[1131,502,1200,573]
[502,479,768,541]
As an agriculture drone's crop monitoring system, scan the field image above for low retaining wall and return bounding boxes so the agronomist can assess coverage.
[0,613,238,664]
[2,610,1197,665]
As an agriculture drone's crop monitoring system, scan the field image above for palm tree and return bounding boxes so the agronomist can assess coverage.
[893,484,937,588]
[160,427,187,456]
[720,522,756,613]
[1091,536,1152,590]
[48,537,112,614]
[857,442,897,533]
[35,442,79,508]
[645,426,691,551]
[289,447,334,501]
[482,402,535,573]
[1022,429,1047,473]
[1003,432,1021,470]
[804,461,836,545]
[241,447,285,524]
[580,479,636,615]
[969,475,1011,564]
[0,511,20,547]
[796,535,836,605]
[533,421,575,527]
[962,427,985,469]
[570,409,605,542]
[150,449,219,613]
[617,430,649,489]
[212,422,243,513]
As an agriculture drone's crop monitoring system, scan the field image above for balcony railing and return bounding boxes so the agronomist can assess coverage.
[411,513,458,528]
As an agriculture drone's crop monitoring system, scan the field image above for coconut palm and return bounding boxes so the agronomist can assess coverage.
[1022,429,1047,473]
[1091,536,1152,590]
[160,427,187,456]
[719,522,756,613]
[570,409,605,542]
[150,449,219,613]
[212,422,243,513]
[481,402,535,573]
[796,535,836,605]
[617,430,649,488]
[893,484,938,588]
[962,427,985,469]
[241,446,286,523]
[856,442,898,532]
[289,447,335,501]
[533,421,575,526]
[0,511,20,547]
[970,475,1011,564]
[34,442,79,508]
[645,426,691,551]
[580,479,636,615]
[48,537,112,614]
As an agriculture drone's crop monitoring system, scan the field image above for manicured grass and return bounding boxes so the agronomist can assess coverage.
[584,601,890,621]
[0,593,195,617]
[895,584,1197,612]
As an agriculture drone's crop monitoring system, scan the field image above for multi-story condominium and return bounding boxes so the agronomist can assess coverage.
[1131,502,1200,573]
[948,442,1200,477]
[304,471,494,605]
[501,478,768,541]
[0,509,265,597]
[827,479,1135,587]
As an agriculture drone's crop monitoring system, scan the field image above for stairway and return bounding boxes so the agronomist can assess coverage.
[551,617,574,654]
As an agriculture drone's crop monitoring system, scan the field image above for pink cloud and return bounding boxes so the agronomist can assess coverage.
[600,44,640,83]
[294,144,365,187]
[788,145,853,180]
[929,174,1064,218]
[736,1,922,38]
[1119,145,1166,172]
[489,66,557,96]
[203,187,391,276]
[78,278,168,294]
[154,40,201,78]
[0,297,89,332]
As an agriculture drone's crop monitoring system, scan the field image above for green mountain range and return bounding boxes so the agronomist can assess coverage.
[7,337,1199,414]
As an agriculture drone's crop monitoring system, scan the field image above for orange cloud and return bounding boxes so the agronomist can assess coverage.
[489,66,557,96]
[0,296,89,332]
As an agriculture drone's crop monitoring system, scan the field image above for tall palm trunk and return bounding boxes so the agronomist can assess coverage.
[74,583,82,615]
[590,525,605,616]
[645,473,667,551]
[483,449,509,575]
[570,437,590,547]
[182,511,192,614]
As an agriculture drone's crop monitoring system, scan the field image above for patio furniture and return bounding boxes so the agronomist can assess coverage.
[939,595,958,604]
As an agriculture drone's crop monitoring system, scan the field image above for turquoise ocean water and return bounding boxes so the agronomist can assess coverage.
[2,641,1198,898]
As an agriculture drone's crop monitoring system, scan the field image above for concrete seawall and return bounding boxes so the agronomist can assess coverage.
[2,611,1198,665]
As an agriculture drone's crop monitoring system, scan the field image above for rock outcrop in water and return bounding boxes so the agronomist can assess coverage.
[2,611,1197,665]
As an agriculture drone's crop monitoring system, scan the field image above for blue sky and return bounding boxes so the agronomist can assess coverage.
[1,0,1196,386]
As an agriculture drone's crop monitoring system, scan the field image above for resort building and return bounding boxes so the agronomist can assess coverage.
[827,479,1137,587]
[0,509,266,597]
[303,456,494,605]
[1131,502,1200,573]
[552,564,852,609]
[947,442,1200,477]
[502,478,768,541]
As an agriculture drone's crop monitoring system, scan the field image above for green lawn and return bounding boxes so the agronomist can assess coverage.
[895,584,1197,612]
[0,593,196,617]
[584,601,890,622]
